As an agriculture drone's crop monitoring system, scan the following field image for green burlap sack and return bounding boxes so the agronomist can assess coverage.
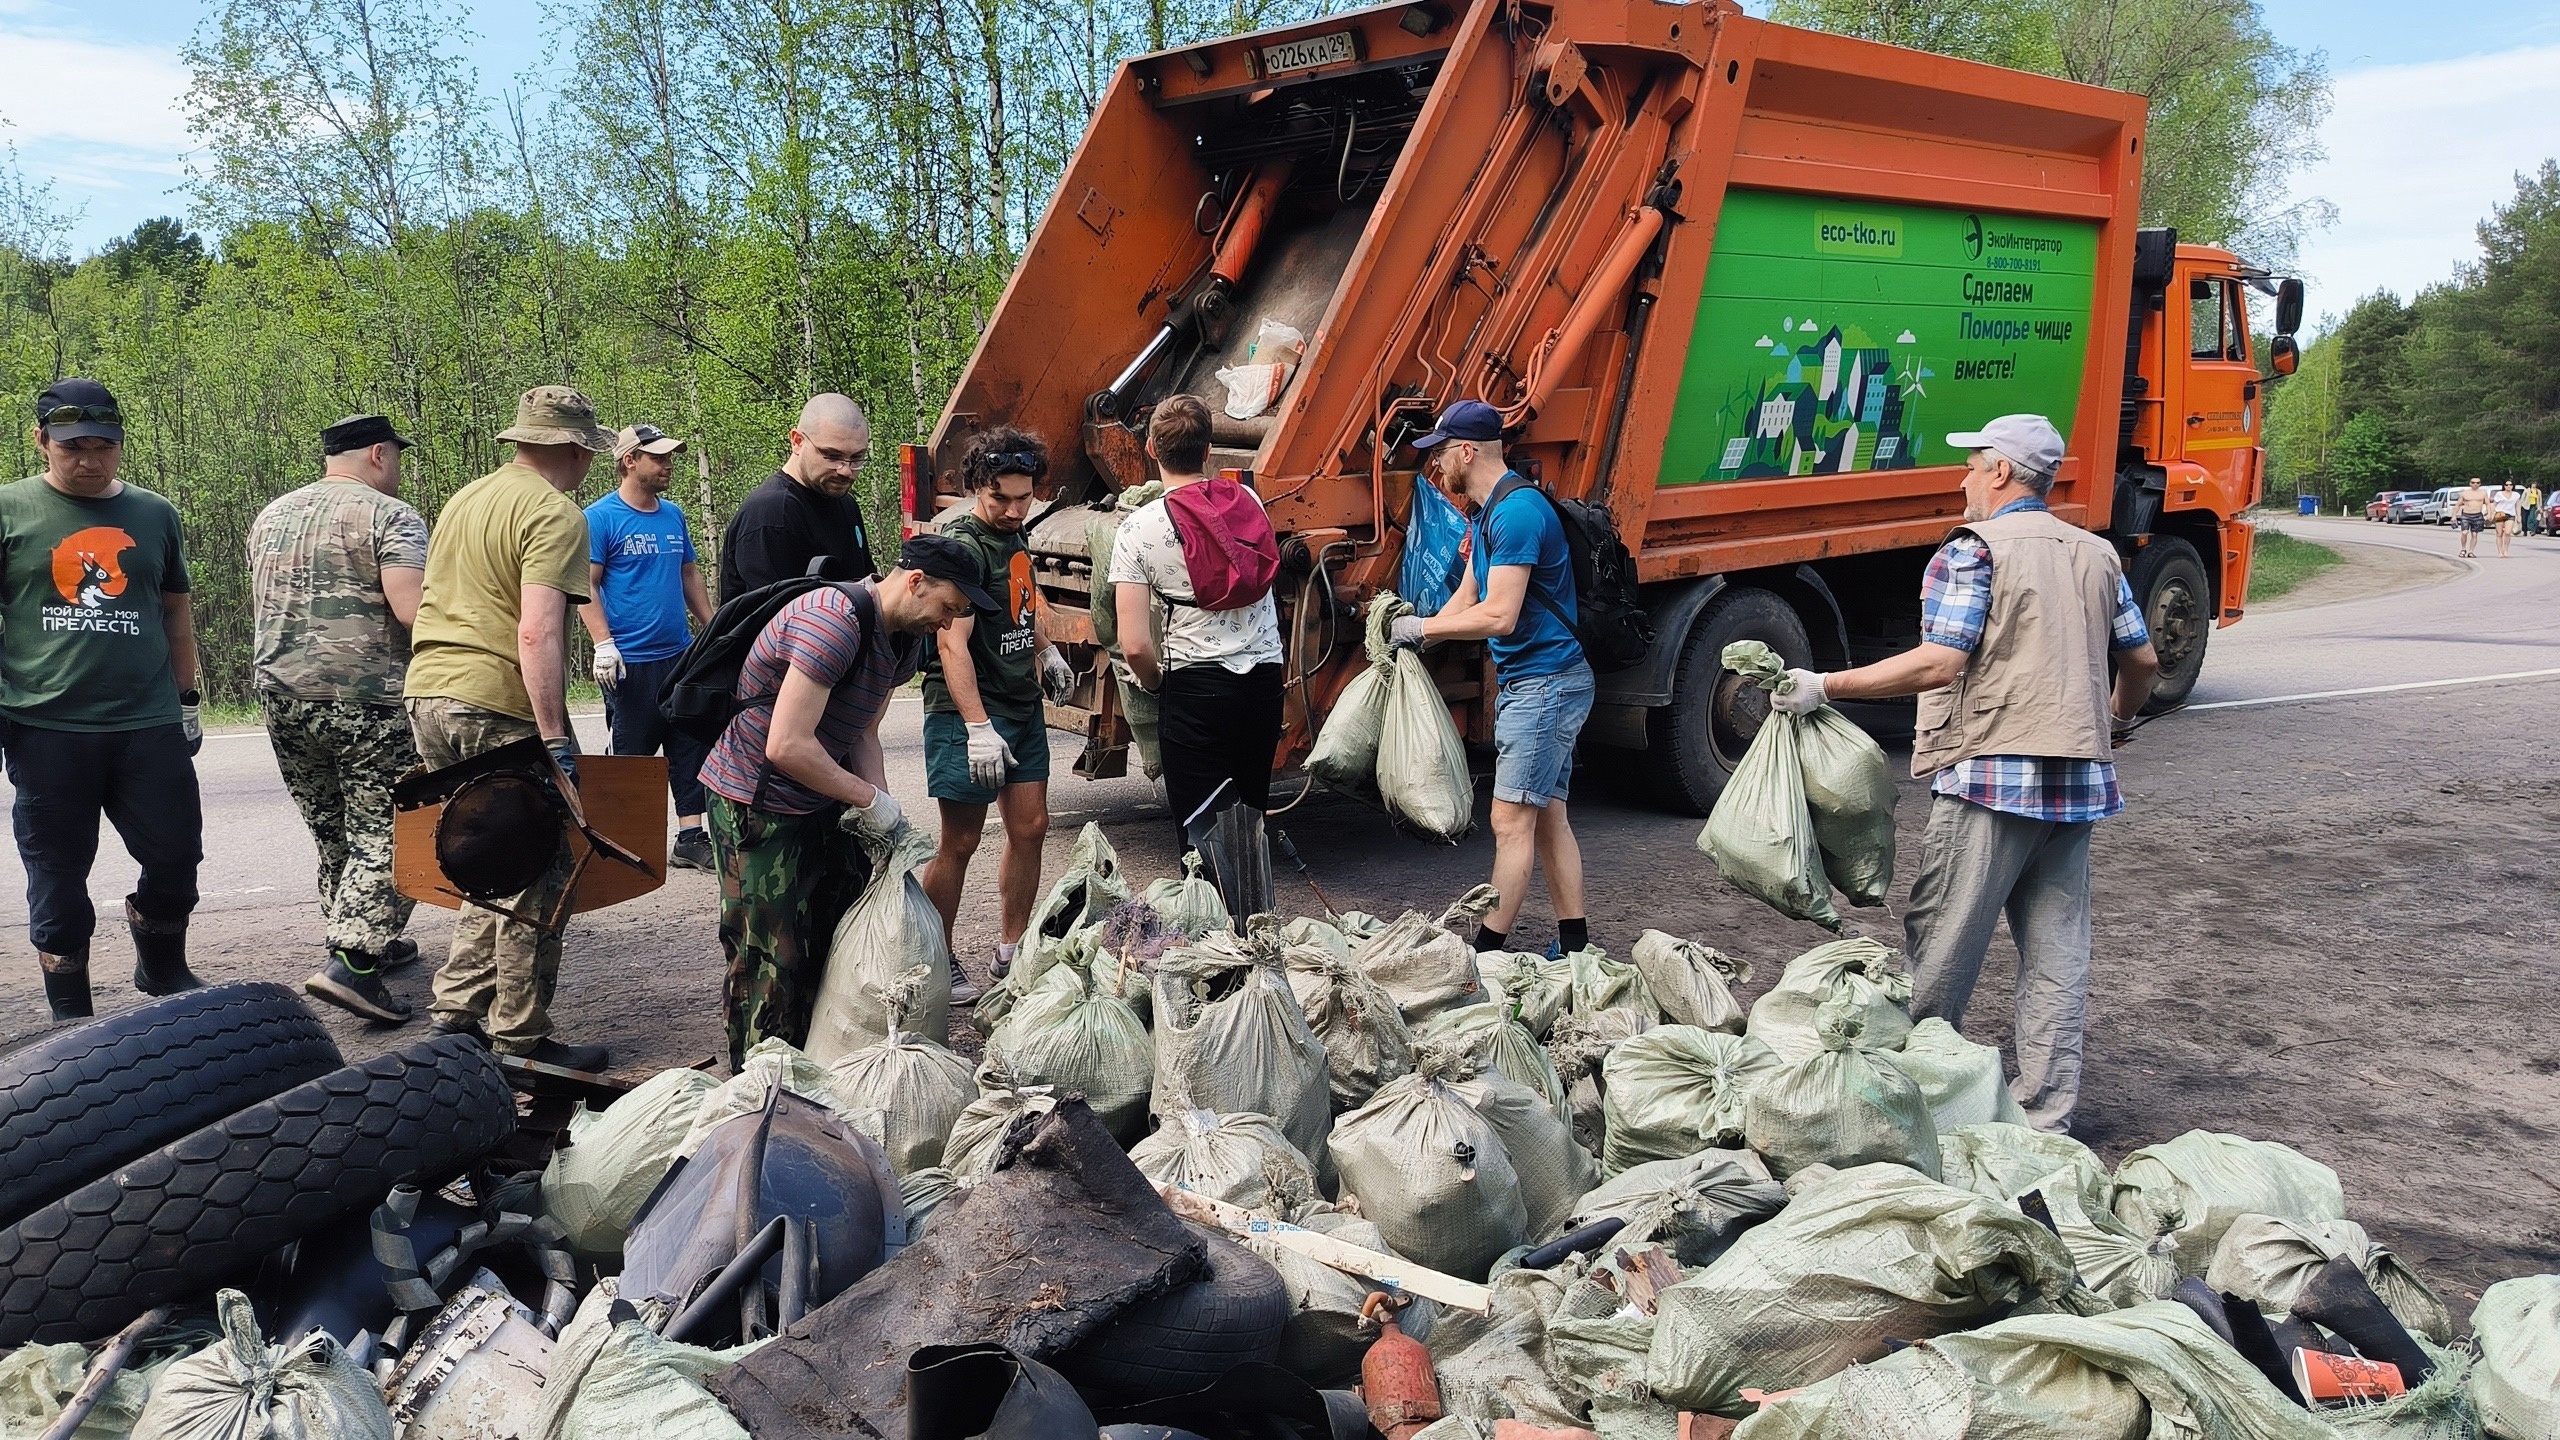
[1239,1211,1438,1386]
[1285,941,1415,1112]
[1937,1121,2114,1215]
[1308,661,1391,797]
[1429,1268,1580,1426]
[2205,1213,2456,1345]
[542,1065,722,1258]
[1566,948,1654,1020]
[2111,1130,2348,1274]
[1740,995,1941,1181]
[1,1339,194,1440]
[1351,889,1496,1022]
[1628,931,1749,1033]
[2329,1341,2482,1440]
[132,1291,390,1440]
[2471,1274,2560,1440]
[1696,678,1836,929]
[1456,1066,1597,1242]
[1890,1017,2028,1131]
[1600,1026,1779,1177]
[1732,1301,2333,1440]
[940,1066,1058,1179]
[1548,1006,1654,1155]
[1370,595,1476,842]
[806,824,948,1063]
[1560,1148,1787,1266]
[1720,640,1896,908]
[679,1037,867,1155]
[2036,1173,2179,1310]
[987,959,1154,1141]
[1646,1163,2081,1417]
[1154,930,1334,1172]
[1144,851,1232,939]
[1281,915,1351,957]
[1744,937,1914,1063]
[1331,1053,1529,1280]
[823,969,977,1173]
[898,1167,961,1237]
[539,1282,764,1440]
[1476,951,1574,1039]
[1128,1108,1321,1220]
[1414,1002,1570,1119]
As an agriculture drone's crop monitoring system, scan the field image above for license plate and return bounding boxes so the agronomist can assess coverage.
[1259,30,1358,77]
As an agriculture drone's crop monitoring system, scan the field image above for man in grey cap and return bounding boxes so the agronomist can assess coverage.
[1770,414,2159,1134]
[581,424,716,871]
[408,385,614,1069]
[251,413,431,1023]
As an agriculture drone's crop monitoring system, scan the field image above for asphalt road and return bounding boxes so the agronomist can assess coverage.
[3,512,2554,1307]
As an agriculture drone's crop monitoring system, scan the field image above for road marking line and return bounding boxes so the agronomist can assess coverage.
[2187,667,2560,712]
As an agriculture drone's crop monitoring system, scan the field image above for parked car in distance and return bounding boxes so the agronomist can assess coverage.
[2388,490,2443,523]
[2432,486,2465,523]
[2367,490,2408,521]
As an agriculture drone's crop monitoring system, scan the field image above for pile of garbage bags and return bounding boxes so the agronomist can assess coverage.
[6,843,2556,1440]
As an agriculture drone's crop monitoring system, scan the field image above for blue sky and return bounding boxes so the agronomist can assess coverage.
[4,0,2556,319]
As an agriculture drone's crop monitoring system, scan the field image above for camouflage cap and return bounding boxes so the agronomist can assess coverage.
[497,386,615,452]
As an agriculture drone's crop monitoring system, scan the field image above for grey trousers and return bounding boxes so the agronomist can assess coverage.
[1902,793,2094,1132]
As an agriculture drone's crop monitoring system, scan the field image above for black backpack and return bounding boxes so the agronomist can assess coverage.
[1482,475,1654,673]
[660,563,880,745]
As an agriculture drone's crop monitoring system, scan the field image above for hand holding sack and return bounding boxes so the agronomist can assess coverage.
[1697,641,1897,925]
[1311,595,1473,842]
[804,825,949,1064]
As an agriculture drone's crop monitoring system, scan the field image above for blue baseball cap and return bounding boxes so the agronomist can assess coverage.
[1413,399,1504,449]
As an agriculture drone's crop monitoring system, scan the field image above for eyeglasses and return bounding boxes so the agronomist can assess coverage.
[41,404,121,427]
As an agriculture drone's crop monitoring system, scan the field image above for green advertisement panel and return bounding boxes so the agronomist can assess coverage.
[1657,190,2099,485]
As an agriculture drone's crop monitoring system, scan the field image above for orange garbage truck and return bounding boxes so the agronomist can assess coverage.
[901,0,2303,812]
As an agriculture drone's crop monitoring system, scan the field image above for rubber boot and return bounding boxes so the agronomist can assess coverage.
[2290,1256,2436,1385]
[126,898,202,996]
[2218,1292,2311,1407]
[2169,1278,2238,1347]
[40,950,92,1021]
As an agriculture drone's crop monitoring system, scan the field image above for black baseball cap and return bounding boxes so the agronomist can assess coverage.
[899,534,999,612]
[1413,398,1504,448]
[37,379,123,443]
[322,413,415,455]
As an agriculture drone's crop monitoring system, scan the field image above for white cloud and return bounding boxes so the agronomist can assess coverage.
[2284,45,2560,324]
[0,33,191,153]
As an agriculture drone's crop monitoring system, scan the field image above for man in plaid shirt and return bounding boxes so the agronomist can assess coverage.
[1772,415,2158,1132]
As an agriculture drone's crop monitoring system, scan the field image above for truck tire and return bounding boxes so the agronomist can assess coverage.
[0,983,342,1231]
[2126,536,2211,712]
[1052,1232,1288,1400]
[1643,586,1811,815]
[0,1033,513,1346]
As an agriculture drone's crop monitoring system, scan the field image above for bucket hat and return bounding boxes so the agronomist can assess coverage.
[497,386,615,451]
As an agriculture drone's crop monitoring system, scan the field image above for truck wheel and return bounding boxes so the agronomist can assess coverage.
[0,1033,514,1347]
[2127,537,2211,712]
[0,984,342,1231]
[1643,587,1811,815]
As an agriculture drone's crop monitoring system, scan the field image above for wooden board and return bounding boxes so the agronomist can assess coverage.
[395,755,667,915]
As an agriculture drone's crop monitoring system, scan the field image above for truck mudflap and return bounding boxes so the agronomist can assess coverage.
[2218,515,2255,626]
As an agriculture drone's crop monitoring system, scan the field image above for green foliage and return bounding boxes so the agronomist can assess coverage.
[2328,412,2396,496]
[2245,528,2340,603]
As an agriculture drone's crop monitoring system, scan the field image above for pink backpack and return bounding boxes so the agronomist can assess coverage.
[1160,477,1281,611]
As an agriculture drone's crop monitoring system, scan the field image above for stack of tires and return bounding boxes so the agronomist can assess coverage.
[0,983,516,1345]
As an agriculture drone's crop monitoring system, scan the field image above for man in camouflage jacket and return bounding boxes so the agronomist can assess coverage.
[249,413,430,1022]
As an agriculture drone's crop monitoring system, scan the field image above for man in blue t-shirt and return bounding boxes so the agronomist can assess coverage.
[582,424,717,868]
[1391,399,1596,957]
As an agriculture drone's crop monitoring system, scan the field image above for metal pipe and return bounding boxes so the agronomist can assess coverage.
[1211,159,1297,289]
[776,1216,812,1331]
[664,1215,790,1345]
[1508,204,1665,424]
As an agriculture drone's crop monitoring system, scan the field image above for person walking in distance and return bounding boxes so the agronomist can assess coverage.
[2524,484,2543,537]
[2494,482,2520,559]
[406,386,614,1070]
[917,431,1082,999]
[696,537,988,1065]
[1109,396,1286,855]
[716,394,879,601]
[1771,415,2159,1133]
[1391,400,1595,958]
[0,380,206,1019]
[2454,478,2491,559]
[251,413,431,1022]
[583,424,718,871]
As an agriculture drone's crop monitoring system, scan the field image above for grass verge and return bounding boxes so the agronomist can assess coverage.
[2249,529,2345,603]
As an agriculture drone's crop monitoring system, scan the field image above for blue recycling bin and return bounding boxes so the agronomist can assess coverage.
[2297,495,2318,515]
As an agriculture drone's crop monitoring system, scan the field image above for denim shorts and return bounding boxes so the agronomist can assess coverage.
[923,709,1052,803]
[1491,662,1595,806]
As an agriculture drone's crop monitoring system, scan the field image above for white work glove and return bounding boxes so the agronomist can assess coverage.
[591,640,625,688]
[1769,668,1828,716]
[1388,615,1428,649]
[965,720,1018,790]
[180,690,202,757]
[840,787,907,844]
[1038,647,1079,705]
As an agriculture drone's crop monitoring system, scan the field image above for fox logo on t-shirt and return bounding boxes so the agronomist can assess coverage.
[50,527,134,609]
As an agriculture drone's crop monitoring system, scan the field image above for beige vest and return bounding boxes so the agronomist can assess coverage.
[1910,508,2124,779]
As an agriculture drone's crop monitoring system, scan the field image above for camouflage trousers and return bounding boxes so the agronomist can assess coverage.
[707,793,872,1069]
[261,693,419,956]
[408,697,578,1055]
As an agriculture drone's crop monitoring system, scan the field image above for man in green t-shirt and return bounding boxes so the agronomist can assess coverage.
[407,385,612,1070]
[0,379,206,1019]
[917,429,1080,999]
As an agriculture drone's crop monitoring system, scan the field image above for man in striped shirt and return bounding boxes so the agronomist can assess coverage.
[698,535,990,1066]
[1772,415,2158,1132]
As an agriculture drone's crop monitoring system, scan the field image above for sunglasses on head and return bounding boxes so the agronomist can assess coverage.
[41,404,121,427]
[989,451,1044,475]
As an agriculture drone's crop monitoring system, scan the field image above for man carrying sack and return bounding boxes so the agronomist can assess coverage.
[1770,414,2158,1134]
[407,385,613,1070]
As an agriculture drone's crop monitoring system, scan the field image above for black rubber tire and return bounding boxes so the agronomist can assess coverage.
[0,1033,514,1346]
[1052,1231,1289,1401]
[0,983,342,1231]
[2126,536,2211,712]
[1642,586,1813,815]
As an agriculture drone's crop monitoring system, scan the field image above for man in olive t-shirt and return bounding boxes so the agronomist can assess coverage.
[407,386,613,1070]
[0,378,207,1019]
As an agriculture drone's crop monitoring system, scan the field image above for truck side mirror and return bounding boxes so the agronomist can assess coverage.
[2275,277,2304,336]
[2269,334,2299,376]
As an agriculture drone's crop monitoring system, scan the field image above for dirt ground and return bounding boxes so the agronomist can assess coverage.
[4,527,2554,1319]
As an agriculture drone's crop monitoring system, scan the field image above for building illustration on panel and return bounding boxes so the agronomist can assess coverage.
[1703,319,1928,480]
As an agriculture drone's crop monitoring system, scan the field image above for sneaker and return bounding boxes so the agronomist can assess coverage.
[991,941,1018,982]
[517,1037,611,1072]
[304,952,415,1024]
[670,828,715,872]
[947,953,983,1007]
[381,937,422,970]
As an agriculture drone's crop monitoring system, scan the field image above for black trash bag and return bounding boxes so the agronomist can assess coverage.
[909,1344,1099,1440]
[1091,1362,1381,1440]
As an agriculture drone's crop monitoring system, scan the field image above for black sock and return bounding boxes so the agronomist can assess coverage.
[1475,924,1509,954]
[678,825,706,840]
[1557,918,1590,954]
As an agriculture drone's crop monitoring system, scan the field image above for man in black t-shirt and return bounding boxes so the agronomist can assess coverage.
[717,393,880,601]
